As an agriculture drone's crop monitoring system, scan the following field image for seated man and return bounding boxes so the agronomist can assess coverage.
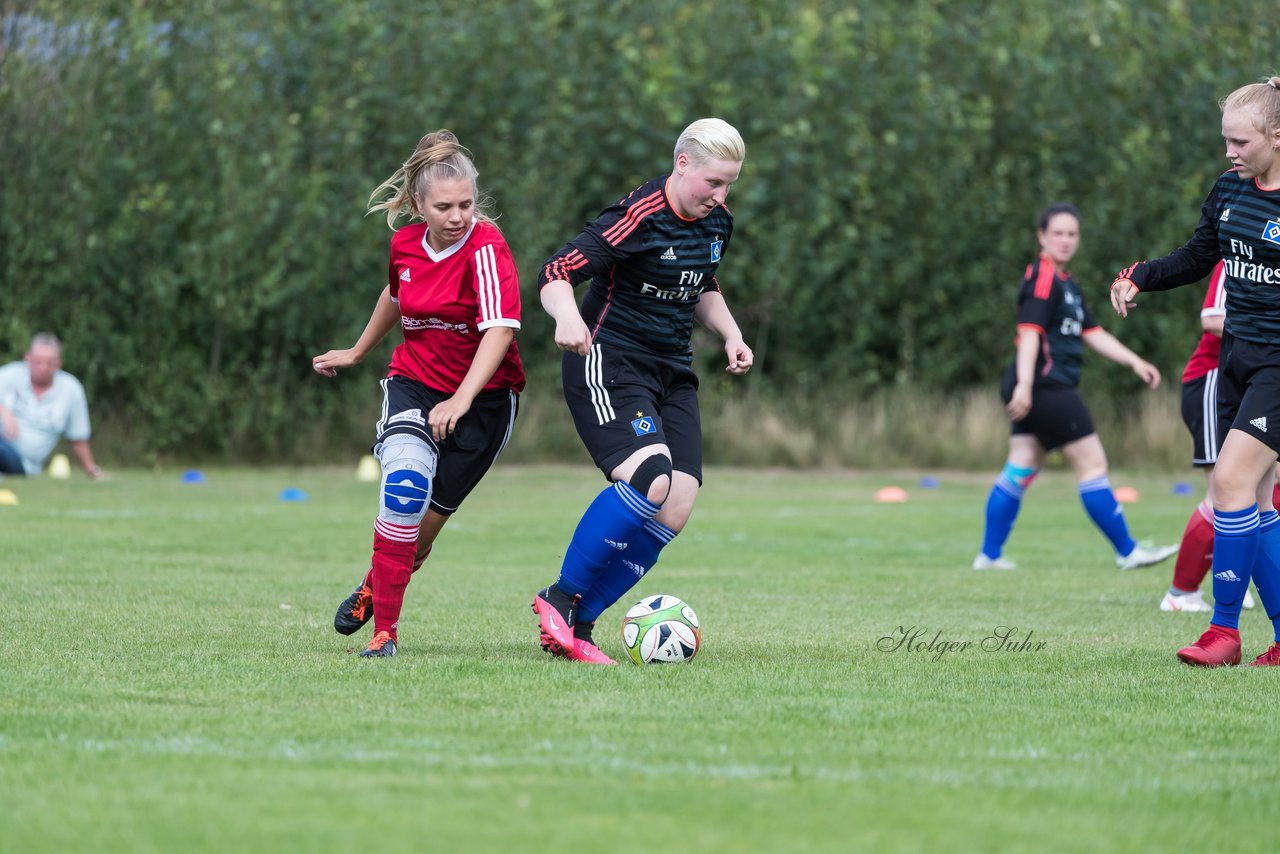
[0,333,104,480]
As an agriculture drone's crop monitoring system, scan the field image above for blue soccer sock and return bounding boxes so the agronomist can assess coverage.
[577,520,677,624]
[1249,509,1280,642]
[980,464,1033,559]
[1210,504,1260,630]
[1078,476,1136,557]
[556,482,660,598]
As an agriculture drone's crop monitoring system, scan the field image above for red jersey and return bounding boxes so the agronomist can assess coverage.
[1180,261,1226,384]
[386,220,525,393]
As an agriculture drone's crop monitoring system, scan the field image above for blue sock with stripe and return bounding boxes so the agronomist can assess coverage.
[557,482,659,597]
[1078,476,1136,557]
[980,464,1033,559]
[1249,509,1280,642]
[1210,504,1260,630]
[577,520,677,624]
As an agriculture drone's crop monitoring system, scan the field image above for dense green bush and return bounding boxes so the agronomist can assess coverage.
[2,0,1271,463]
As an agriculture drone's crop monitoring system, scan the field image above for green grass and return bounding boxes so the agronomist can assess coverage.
[2,465,1278,853]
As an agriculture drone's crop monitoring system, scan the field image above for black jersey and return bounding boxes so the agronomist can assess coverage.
[1010,255,1099,388]
[1126,171,1280,344]
[539,175,733,364]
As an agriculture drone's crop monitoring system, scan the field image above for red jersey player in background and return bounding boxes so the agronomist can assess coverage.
[313,130,524,658]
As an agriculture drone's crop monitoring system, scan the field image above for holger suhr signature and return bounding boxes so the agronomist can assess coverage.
[877,625,1048,661]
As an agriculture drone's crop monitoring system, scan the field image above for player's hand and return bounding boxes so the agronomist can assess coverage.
[312,348,360,377]
[724,339,753,376]
[428,396,472,442]
[1110,266,1140,317]
[1006,383,1033,421]
[553,317,592,357]
[1132,359,1161,389]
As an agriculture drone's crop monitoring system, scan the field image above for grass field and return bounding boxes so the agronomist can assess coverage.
[3,465,1279,853]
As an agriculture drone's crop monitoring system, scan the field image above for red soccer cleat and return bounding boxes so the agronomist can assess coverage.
[1248,643,1280,667]
[1176,625,1241,667]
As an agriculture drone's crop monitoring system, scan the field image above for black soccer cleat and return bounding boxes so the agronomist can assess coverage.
[359,631,397,658]
[334,580,374,636]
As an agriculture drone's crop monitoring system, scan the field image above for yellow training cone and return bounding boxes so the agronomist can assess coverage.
[355,454,380,482]
[48,454,71,479]
[0,489,18,505]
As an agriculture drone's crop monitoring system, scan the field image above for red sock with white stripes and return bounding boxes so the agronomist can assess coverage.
[370,520,418,641]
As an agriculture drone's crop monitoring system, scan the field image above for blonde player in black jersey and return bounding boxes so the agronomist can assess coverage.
[1111,77,1280,667]
[530,119,753,664]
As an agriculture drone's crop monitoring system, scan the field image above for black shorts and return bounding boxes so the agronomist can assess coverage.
[375,375,519,515]
[562,344,703,483]
[1217,333,1280,455]
[1001,369,1094,452]
[1181,370,1220,467]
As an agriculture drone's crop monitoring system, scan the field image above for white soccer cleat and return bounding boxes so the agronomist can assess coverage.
[1160,589,1212,613]
[972,553,1017,571]
[1116,543,1179,571]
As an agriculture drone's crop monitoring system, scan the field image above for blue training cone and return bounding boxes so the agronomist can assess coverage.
[182,470,206,484]
[1172,482,1194,496]
[279,487,308,502]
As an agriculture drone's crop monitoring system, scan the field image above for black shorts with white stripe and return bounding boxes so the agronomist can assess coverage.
[374,375,519,515]
[1180,369,1220,467]
[1217,333,1280,455]
[560,343,703,483]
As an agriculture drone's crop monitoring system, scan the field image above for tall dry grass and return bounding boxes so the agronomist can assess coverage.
[501,384,1189,471]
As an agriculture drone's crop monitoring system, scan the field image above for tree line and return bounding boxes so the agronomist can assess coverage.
[2,0,1271,462]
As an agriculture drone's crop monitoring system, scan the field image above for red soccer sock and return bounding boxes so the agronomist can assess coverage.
[361,543,432,589]
[370,520,419,641]
[1171,502,1215,592]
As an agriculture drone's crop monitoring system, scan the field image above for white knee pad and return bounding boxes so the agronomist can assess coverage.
[376,434,438,526]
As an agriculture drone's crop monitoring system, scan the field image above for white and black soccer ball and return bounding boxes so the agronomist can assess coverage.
[620,594,700,665]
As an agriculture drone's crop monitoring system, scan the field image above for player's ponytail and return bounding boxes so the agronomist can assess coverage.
[367,130,494,229]
[1219,76,1280,135]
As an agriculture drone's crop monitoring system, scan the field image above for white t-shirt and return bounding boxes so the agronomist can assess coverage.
[0,361,91,475]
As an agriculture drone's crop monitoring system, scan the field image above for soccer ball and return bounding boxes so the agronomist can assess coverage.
[620,594,700,665]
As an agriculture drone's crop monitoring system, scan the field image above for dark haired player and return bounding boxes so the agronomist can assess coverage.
[974,203,1176,572]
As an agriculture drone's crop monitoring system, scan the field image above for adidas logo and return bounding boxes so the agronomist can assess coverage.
[660,246,678,261]
[1220,208,1230,222]
[399,268,411,282]
[1252,416,1268,433]
[1214,569,1242,582]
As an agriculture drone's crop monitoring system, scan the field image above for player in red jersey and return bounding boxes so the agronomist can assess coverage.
[313,130,524,658]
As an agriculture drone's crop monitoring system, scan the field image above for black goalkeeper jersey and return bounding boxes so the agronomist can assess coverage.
[1127,171,1280,344]
[538,175,734,364]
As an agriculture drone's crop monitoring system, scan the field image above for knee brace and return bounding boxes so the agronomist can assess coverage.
[376,434,438,526]
[627,454,673,504]
[1000,461,1038,493]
